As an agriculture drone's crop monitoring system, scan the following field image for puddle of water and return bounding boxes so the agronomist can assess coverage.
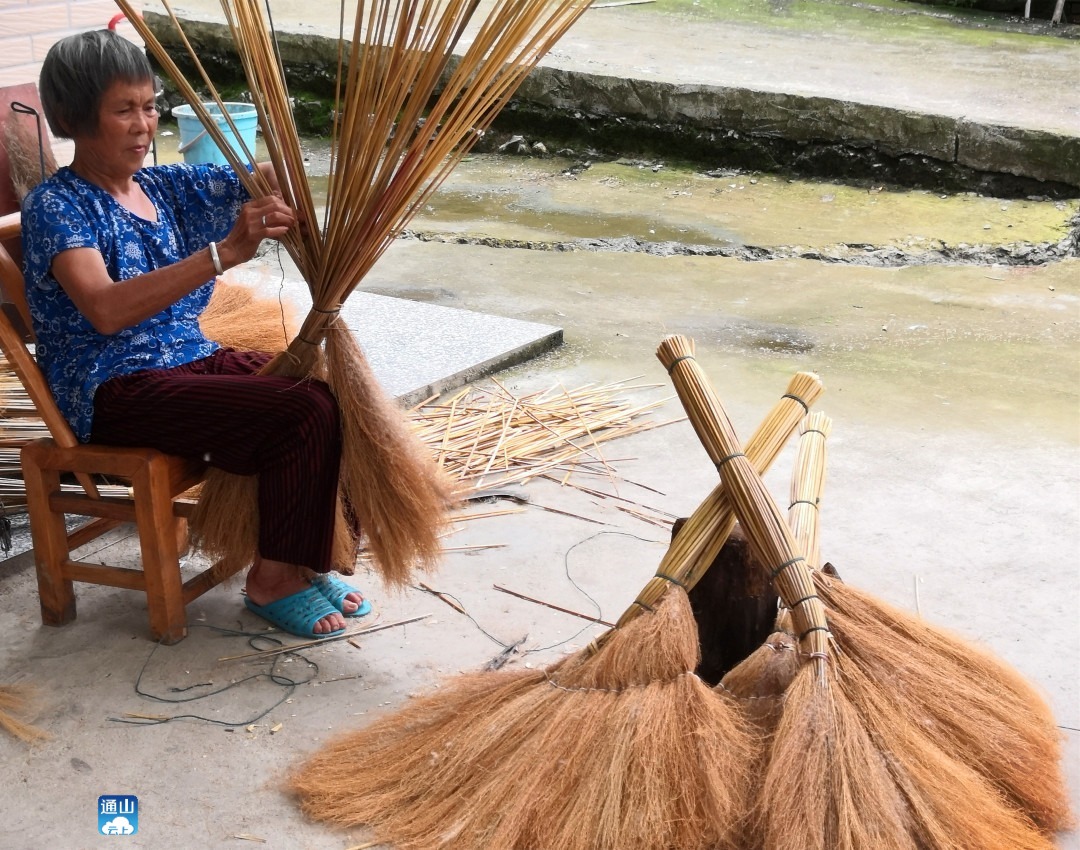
[158,131,1075,252]
[407,155,1077,251]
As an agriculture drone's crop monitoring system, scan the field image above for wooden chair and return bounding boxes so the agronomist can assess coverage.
[0,213,243,644]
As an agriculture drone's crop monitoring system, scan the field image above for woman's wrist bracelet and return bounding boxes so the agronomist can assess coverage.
[208,241,224,276]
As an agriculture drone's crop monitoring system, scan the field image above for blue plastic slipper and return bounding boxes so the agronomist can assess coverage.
[244,584,346,639]
[311,573,372,618]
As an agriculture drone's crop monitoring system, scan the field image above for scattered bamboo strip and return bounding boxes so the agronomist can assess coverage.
[543,476,679,519]
[527,501,612,526]
[417,582,467,615]
[614,503,673,529]
[218,614,431,661]
[438,544,506,553]
[449,508,527,522]
[493,584,615,627]
[413,380,674,499]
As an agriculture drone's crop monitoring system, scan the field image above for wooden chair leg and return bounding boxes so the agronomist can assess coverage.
[133,455,188,644]
[20,445,76,626]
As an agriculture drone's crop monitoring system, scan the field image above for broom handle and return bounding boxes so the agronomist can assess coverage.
[600,368,823,644]
[657,336,831,667]
[774,411,832,632]
[789,411,833,572]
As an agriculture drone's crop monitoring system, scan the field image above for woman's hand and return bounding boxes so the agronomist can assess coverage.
[216,194,297,271]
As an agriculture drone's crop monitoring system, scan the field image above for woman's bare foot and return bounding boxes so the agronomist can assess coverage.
[337,584,364,615]
[246,557,345,634]
[304,570,366,615]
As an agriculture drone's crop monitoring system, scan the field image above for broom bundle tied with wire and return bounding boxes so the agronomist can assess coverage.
[293,587,757,850]
[658,334,1071,849]
[717,410,833,731]
[788,387,1068,835]
[119,0,593,583]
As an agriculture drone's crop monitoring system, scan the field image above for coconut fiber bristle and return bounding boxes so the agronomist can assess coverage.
[829,653,1061,850]
[199,277,297,352]
[756,663,917,850]
[293,584,755,850]
[290,667,548,834]
[761,656,1060,850]
[820,578,1073,833]
[718,629,798,730]
[0,683,48,742]
[324,322,452,586]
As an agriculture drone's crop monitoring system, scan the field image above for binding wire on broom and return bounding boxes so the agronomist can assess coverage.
[114,0,593,585]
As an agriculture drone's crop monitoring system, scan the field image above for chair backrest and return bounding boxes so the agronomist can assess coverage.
[0,215,81,453]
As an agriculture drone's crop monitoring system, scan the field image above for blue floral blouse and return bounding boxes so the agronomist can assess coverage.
[21,163,250,441]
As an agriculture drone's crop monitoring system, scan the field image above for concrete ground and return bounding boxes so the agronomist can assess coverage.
[1,1,1078,849]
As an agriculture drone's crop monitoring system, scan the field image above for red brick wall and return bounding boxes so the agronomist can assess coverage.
[0,1,144,164]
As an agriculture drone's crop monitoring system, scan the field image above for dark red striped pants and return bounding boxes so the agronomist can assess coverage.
[90,348,340,573]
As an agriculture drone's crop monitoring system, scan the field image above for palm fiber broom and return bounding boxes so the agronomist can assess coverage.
[717,365,1070,833]
[290,373,823,849]
[719,412,834,850]
[788,413,1072,834]
[116,0,593,584]
[658,334,1062,850]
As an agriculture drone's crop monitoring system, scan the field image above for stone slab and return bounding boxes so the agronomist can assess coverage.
[220,264,563,405]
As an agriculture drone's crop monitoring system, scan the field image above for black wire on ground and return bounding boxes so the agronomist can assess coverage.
[108,624,320,728]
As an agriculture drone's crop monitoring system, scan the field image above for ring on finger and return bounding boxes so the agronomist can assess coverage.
[261,215,267,226]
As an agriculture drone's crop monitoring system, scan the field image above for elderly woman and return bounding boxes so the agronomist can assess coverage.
[22,29,367,638]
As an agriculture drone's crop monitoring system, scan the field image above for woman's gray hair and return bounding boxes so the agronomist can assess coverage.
[39,29,155,139]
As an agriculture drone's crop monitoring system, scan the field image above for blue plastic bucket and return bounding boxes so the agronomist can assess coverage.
[173,102,258,166]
